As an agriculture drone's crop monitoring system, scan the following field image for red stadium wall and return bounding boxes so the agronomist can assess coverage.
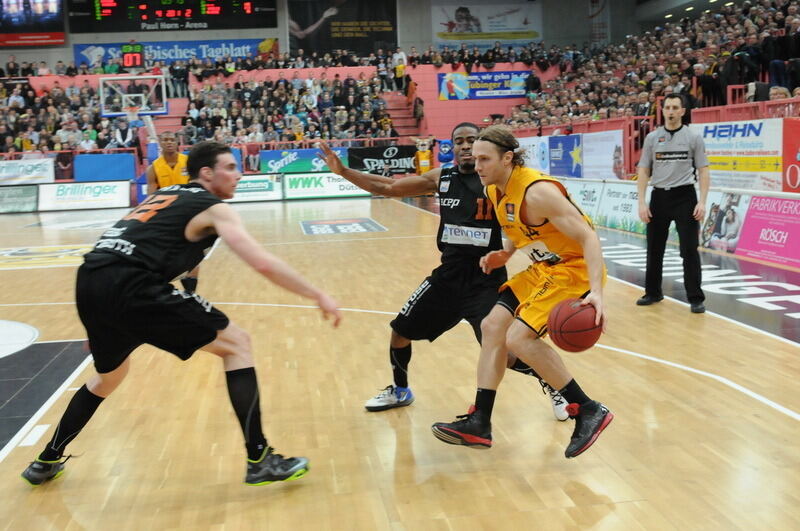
[409,63,563,139]
[25,63,562,142]
[25,67,380,94]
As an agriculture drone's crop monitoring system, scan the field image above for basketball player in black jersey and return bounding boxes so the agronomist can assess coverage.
[317,124,567,420]
[22,141,342,487]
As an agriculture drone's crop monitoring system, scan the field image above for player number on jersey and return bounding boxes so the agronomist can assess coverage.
[475,198,494,220]
[123,194,179,223]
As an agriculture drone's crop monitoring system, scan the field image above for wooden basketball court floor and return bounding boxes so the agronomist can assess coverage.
[0,197,799,530]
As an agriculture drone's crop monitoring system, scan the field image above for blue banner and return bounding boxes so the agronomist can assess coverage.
[548,135,583,178]
[75,153,137,182]
[74,39,265,67]
[438,71,527,100]
[260,148,348,174]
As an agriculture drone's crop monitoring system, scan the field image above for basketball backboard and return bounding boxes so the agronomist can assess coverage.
[98,75,169,118]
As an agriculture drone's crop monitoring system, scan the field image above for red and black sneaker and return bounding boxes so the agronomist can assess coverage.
[564,400,614,458]
[431,405,492,449]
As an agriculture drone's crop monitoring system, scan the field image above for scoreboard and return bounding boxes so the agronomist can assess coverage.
[67,0,277,32]
[121,43,145,68]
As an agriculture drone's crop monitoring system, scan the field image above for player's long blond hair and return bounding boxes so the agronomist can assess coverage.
[477,125,527,166]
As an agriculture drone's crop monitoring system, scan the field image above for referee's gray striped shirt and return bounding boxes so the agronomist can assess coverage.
[638,125,709,189]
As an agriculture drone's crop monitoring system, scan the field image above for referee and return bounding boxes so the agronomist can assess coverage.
[636,93,710,313]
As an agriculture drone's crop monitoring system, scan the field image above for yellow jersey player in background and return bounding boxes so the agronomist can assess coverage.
[145,131,200,293]
[147,131,189,193]
[432,125,613,458]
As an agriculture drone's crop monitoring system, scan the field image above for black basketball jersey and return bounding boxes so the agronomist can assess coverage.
[436,166,503,264]
[83,183,221,281]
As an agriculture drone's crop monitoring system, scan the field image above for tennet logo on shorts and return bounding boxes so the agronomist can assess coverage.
[703,122,763,138]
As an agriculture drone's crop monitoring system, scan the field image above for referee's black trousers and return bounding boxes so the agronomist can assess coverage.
[645,185,705,303]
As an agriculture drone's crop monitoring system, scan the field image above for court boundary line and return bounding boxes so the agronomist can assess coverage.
[1,300,798,467]
[608,276,800,348]
[1,199,797,466]
[0,235,436,272]
[394,198,800,348]
[0,354,91,464]
[597,344,800,421]
[260,234,436,247]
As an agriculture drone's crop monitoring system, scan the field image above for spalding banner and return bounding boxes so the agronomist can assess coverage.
[348,146,417,175]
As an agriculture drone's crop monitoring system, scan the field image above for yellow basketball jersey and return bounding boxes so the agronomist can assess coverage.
[486,166,594,265]
[153,153,189,189]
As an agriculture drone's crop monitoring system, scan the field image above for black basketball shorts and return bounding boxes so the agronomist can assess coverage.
[390,263,506,342]
[76,263,230,373]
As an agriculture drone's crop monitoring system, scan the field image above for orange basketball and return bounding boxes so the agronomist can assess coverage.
[547,298,603,352]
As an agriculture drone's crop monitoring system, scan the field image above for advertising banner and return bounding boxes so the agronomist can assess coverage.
[288,0,397,56]
[583,130,625,179]
[0,1,65,46]
[431,2,543,51]
[283,173,370,200]
[38,181,130,211]
[74,39,266,67]
[548,135,582,178]
[593,181,646,234]
[227,175,284,203]
[518,136,549,174]
[260,148,347,174]
[75,153,137,182]
[690,118,783,191]
[348,145,416,175]
[437,71,528,100]
[0,185,37,213]
[700,191,752,254]
[734,196,800,268]
[0,159,54,186]
[561,180,602,221]
[781,118,800,193]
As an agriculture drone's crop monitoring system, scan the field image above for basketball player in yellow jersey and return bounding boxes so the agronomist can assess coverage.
[146,131,189,194]
[432,125,613,458]
[146,131,200,293]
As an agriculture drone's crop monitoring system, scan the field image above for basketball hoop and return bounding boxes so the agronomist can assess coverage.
[124,105,140,123]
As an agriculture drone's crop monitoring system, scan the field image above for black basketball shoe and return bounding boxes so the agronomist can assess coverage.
[431,406,492,449]
[21,455,72,486]
[564,401,614,458]
[245,446,309,486]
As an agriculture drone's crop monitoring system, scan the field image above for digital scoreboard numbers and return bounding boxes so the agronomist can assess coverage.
[68,0,277,32]
[121,43,145,68]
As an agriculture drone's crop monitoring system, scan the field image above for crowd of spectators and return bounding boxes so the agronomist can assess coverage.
[179,61,407,157]
[3,0,800,171]
[0,70,142,176]
[489,0,800,130]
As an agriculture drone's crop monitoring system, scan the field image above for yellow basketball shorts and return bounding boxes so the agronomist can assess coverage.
[500,260,601,337]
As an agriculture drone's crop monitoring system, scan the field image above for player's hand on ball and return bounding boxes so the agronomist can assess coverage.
[581,291,606,331]
[317,293,343,328]
[479,250,510,274]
